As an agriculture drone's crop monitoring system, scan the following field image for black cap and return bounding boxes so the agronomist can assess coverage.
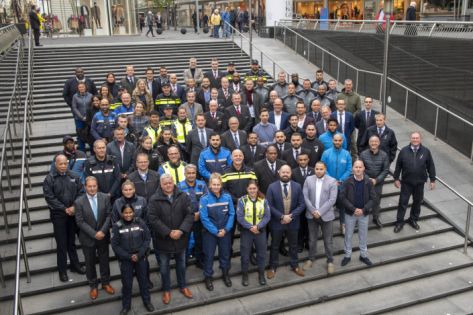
[291,73,299,77]
[162,82,171,87]
[228,61,235,66]
[62,135,74,144]
[118,86,126,91]
[251,59,259,65]
[163,104,173,110]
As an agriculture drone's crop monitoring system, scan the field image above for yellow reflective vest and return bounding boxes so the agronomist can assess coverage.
[172,119,193,144]
[161,161,187,184]
[144,125,161,146]
[241,195,266,226]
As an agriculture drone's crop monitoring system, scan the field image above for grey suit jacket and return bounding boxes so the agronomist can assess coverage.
[303,174,338,221]
[183,68,204,85]
[179,102,204,122]
[74,192,111,247]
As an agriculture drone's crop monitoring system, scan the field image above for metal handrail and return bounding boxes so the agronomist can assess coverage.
[13,29,34,315]
[279,18,473,26]
[224,21,294,82]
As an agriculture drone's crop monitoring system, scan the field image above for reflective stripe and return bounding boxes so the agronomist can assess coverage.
[242,196,265,225]
[162,162,186,184]
[144,126,161,145]
[221,171,257,183]
[173,119,193,144]
[207,202,229,207]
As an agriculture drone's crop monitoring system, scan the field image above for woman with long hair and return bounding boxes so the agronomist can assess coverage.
[134,136,163,171]
[132,79,153,113]
[156,128,179,162]
[129,102,149,138]
[104,72,119,98]
[99,85,113,103]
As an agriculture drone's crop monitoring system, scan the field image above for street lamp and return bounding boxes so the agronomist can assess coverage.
[381,0,391,115]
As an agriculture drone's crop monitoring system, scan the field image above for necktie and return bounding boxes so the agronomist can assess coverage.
[295,149,299,160]
[339,112,344,133]
[252,146,256,157]
[200,129,206,147]
[173,85,176,94]
[224,89,228,98]
[303,168,306,178]
[283,183,288,198]
[271,163,275,173]
[91,196,98,221]
[214,71,217,78]
[129,77,133,85]
[212,112,216,119]
[366,111,370,121]
[279,144,283,152]
[236,106,240,115]
[378,127,382,136]
[234,133,240,148]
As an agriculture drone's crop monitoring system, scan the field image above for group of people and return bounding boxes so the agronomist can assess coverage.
[45,57,436,314]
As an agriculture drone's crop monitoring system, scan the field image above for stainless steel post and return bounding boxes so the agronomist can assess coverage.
[404,89,409,120]
[381,4,391,116]
[249,0,253,61]
[464,204,471,254]
[434,107,439,139]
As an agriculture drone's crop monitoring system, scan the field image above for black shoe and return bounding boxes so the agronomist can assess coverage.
[59,271,69,282]
[70,264,86,275]
[242,272,249,286]
[394,224,404,233]
[222,271,232,287]
[250,254,257,266]
[205,277,214,291]
[407,219,420,230]
[36,44,43,47]
[258,271,266,285]
[279,247,289,257]
[373,217,383,229]
[341,257,351,266]
[359,256,373,266]
[144,302,155,312]
[119,308,130,315]
[148,279,154,289]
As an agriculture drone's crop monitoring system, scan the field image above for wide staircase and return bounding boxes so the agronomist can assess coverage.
[1,40,473,314]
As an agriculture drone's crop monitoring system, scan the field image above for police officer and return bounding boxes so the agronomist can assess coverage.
[178,164,208,269]
[142,111,161,148]
[111,203,154,315]
[112,180,148,223]
[155,82,181,115]
[236,180,270,286]
[158,145,187,185]
[85,140,121,199]
[90,98,117,143]
[244,59,267,83]
[172,107,193,160]
[43,154,85,282]
[199,173,235,291]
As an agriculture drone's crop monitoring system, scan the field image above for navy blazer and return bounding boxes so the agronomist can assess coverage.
[331,111,355,147]
[172,84,186,103]
[269,111,289,131]
[266,180,305,230]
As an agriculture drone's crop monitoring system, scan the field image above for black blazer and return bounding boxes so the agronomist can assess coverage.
[186,127,213,166]
[147,79,161,100]
[291,166,314,187]
[299,115,315,131]
[240,144,265,168]
[361,125,398,162]
[204,111,226,134]
[120,76,138,94]
[275,142,291,159]
[224,104,252,132]
[221,129,247,152]
[217,88,234,109]
[204,70,225,89]
[240,89,263,121]
[281,147,312,169]
[254,158,287,194]
[29,9,41,30]
[354,110,378,147]
[106,140,136,174]
[341,176,376,216]
[74,192,111,247]
[315,119,328,138]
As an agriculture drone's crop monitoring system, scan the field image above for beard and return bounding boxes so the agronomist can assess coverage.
[280,176,290,183]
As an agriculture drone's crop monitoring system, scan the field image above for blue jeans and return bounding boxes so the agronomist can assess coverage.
[156,250,187,291]
[213,25,220,38]
[223,23,231,38]
[202,229,231,277]
[74,118,86,151]
[344,214,369,258]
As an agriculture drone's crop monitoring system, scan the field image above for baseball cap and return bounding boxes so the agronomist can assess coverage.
[62,135,74,144]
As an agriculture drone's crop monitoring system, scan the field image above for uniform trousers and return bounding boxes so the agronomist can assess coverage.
[120,257,150,309]
[240,228,267,272]
[202,229,232,277]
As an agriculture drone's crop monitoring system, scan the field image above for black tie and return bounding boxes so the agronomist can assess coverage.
[303,168,306,178]
[378,127,382,136]
[252,146,256,157]
[283,183,288,198]
[271,163,275,173]
[366,111,370,121]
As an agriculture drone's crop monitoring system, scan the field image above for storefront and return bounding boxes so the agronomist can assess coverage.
[46,0,138,36]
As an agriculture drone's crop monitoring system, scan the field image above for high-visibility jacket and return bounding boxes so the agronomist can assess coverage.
[240,195,266,226]
[143,125,161,146]
[244,69,267,83]
[172,119,193,144]
[158,161,187,184]
[154,94,181,114]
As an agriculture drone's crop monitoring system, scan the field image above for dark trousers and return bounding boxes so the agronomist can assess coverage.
[297,215,309,249]
[120,257,150,309]
[202,229,231,277]
[270,228,298,269]
[33,28,40,45]
[373,182,384,218]
[192,220,204,265]
[156,250,187,291]
[397,182,424,224]
[82,240,110,288]
[336,193,346,225]
[51,215,80,273]
[240,228,267,272]
[146,25,154,36]
[307,218,333,262]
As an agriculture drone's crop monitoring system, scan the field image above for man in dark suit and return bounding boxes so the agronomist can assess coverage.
[204,58,224,89]
[169,74,186,103]
[354,96,378,152]
[360,113,398,163]
[266,165,306,279]
[75,176,115,300]
[63,67,97,108]
[240,132,265,168]
[254,145,287,195]
[145,67,161,100]
[205,100,226,134]
[274,130,291,160]
[221,117,247,152]
[284,114,305,141]
[156,66,169,88]
[282,133,312,169]
[240,79,263,124]
[295,101,315,131]
[331,99,355,150]
[217,77,234,109]
[128,153,160,202]
[120,65,138,94]
[309,99,323,123]
[29,5,41,46]
[186,113,212,166]
[106,127,136,180]
[224,93,252,132]
[269,98,289,131]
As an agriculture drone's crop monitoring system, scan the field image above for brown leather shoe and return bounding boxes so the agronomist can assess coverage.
[180,287,193,299]
[162,291,171,304]
[266,269,276,279]
[89,288,98,300]
[293,267,305,277]
[102,284,115,295]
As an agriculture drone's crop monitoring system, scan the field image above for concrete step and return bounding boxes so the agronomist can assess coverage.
[8,232,466,314]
